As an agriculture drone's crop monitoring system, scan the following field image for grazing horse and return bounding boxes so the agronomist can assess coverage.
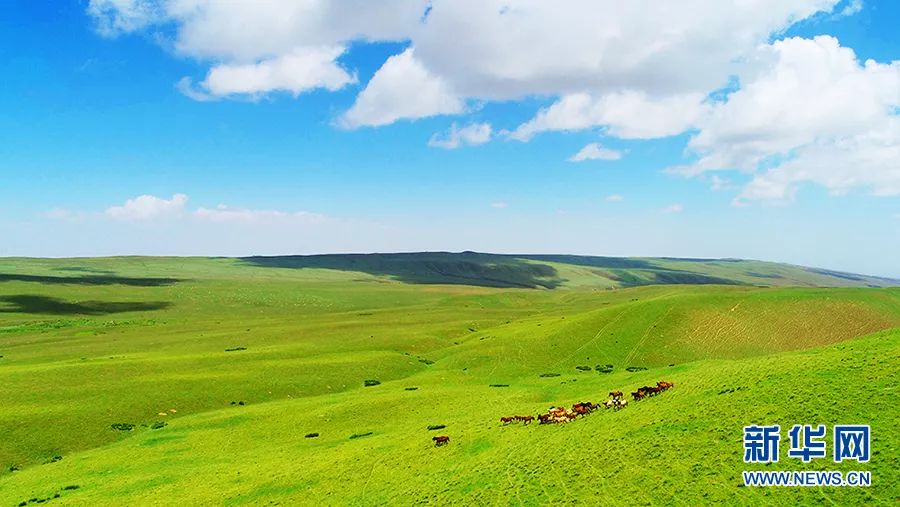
[609,391,624,400]
[433,435,450,446]
[549,407,567,417]
[572,405,589,417]
[572,403,594,417]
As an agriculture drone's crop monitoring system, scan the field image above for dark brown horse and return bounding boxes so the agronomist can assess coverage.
[433,435,450,446]
[609,391,624,399]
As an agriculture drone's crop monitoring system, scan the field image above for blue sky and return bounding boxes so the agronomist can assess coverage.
[0,1,898,277]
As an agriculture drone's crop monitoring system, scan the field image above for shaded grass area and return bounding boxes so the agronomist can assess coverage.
[242,252,566,289]
[0,274,182,287]
[239,252,900,289]
[0,295,170,315]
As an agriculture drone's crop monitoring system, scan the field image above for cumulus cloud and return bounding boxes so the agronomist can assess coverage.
[181,46,357,99]
[568,143,624,162]
[709,175,733,192]
[44,208,81,220]
[87,0,163,37]
[512,91,708,141]
[413,0,838,100]
[88,0,841,118]
[86,1,899,205]
[428,122,491,149]
[661,203,684,214]
[88,0,425,99]
[193,205,326,224]
[105,193,188,221]
[669,36,900,203]
[837,0,863,17]
[96,194,327,225]
[340,48,465,128]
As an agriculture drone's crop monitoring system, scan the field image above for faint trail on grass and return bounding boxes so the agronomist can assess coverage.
[553,291,677,369]
[622,306,675,367]
[359,455,378,501]
[551,306,632,370]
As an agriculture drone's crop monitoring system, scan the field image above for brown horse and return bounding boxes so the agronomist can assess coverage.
[433,435,450,446]
[609,391,624,399]
[538,414,552,424]
[631,391,645,401]
[500,416,514,424]
[517,415,535,424]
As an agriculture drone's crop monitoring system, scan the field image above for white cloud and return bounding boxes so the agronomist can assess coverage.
[837,0,863,17]
[88,0,842,127]
[161,0,426,62]
[88,0,425,100]
[87,0,162,37]
[490,201,508,209]
[513,91,708,141]
[605,194,624,202]
[568,142,624,162]
[413,0,838,100]
[194,205,326,224]
[710,175,733,192]
[183,46,356,99]
[669,36,900,203]
[428,122,491,149]
[44,208,78,220]
[105,193,188,221]
[339,48,465,128]
[67,194,328,226]
[661,203,684,214]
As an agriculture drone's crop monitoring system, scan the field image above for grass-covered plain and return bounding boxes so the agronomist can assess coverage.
[0,255,898,505]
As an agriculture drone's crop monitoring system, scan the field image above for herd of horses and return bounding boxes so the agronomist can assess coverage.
[500,380,675,426]
[432,380,675,446]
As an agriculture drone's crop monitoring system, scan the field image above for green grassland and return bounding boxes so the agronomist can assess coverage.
[0,255,898,505]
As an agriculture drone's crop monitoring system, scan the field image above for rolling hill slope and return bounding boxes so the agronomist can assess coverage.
[1,328,897,505]
[242,252,900,288]
[0,256,897,505]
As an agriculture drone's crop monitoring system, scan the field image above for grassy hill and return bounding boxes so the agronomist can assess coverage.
[0,256,898,505]
[241,252,900,289]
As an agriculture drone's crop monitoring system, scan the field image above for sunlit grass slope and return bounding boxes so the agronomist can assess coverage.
[0,256,898,505]
[2,329,897,505]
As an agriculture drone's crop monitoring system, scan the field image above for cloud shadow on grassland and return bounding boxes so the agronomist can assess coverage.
[241,252,565,289]
[0,274,183,287]
[0,295,171,315]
